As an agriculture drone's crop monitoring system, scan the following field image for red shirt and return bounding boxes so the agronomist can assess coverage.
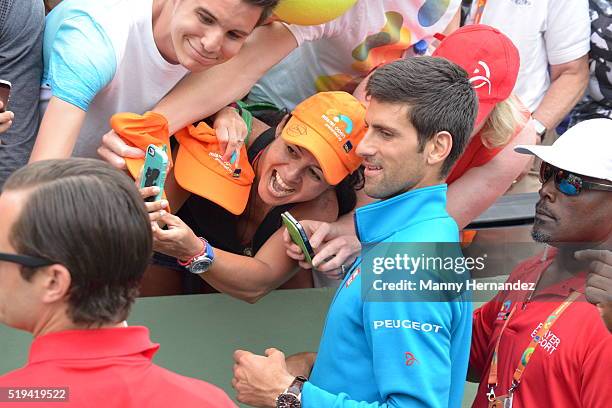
[470,249,612,408]
[0,326,236,407]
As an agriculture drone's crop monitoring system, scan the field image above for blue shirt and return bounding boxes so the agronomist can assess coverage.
[303,184,472,408]
[43,0,117,112]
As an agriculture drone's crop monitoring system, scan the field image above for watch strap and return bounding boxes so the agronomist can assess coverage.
[531,117,547,136]
[177,237,207,267]
[287,376,307,396]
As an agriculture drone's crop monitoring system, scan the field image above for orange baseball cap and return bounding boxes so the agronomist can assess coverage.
[174,121,255,215]
[281,92,367,185]
[110,111,172,179]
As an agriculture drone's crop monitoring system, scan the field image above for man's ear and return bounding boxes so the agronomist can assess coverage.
[37,265,72,304]
[275,114,291,138]
[425,131,453,167]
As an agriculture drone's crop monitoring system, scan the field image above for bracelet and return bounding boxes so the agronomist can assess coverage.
[177,237,207,266]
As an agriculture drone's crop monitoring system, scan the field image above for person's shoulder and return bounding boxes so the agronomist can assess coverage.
[147,364,235,406]
[394,215,459,243]
[0,364,44,386]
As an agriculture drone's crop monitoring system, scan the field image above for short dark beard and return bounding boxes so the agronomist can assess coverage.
[531,226,552,243]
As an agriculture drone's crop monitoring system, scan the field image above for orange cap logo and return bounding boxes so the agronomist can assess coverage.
[322,108,355,142]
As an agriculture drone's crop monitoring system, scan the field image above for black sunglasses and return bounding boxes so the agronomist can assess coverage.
[0,252,55,268]
[539,162,612,196]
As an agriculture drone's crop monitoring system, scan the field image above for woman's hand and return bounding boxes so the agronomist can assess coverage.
[213,105,248,161]
[283,219,361,280]
[139,183,202,261]
[149,210,204,261]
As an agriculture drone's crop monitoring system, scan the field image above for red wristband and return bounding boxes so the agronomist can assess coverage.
[177,237,207,266]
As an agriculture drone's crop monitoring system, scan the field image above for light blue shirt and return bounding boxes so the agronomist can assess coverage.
[42,0,116,111]
[303,185,472,407]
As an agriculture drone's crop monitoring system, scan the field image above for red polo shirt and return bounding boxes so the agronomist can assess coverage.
[0,326,236,407]
[470,249,612,407]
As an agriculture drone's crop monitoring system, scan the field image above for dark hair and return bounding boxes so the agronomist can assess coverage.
[3,159,152,326]
[366,56,478,177]
[244,0,280,26]
[336,167,364,216]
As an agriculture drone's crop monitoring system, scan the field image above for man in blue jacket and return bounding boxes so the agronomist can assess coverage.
[232,56,478,408]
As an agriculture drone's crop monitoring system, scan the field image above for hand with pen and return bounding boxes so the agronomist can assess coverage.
[213,105,248,175]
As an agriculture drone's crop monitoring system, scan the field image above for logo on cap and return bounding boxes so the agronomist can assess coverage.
[287,123,308,137]
[208,151,235,176]
[343,141,353,153]
[322,109,354,142]
[469,61,492,95]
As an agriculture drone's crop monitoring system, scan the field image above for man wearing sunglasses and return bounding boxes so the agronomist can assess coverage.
[469,118,612,407]
[0,159,236,407]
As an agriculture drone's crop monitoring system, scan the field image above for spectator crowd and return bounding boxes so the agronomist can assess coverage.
[0,0,610,407]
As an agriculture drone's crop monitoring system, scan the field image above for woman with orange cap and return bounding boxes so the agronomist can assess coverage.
[123,91,367,301]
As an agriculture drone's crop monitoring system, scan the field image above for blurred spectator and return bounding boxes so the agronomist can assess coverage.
[465,0,590,146]
[30,0,278,162]
[98,0,462,166]
[0,0,44,188]
[570,0,612,126]
[469,119,612,407]
[0,159,236,407]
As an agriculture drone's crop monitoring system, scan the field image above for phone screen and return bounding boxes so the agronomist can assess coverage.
[0,81,11,113]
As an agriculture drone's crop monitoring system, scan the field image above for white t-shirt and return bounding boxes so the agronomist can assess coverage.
[465,0,590,112]
[249,0,461,110]
[42,0,188,158]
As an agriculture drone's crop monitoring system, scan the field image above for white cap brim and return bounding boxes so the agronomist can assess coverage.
[515,144,612,182]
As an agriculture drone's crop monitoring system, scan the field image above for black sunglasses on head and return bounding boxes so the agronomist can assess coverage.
[0,252,56,268]
[539,162,612,196]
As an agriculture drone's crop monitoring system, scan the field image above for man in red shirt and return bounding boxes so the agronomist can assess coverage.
[0,159,236,407]
[469,118,612,408]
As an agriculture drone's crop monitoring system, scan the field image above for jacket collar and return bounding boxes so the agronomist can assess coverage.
[355,184,449,243]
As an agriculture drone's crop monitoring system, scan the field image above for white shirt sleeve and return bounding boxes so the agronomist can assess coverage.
[285,11,351,45]
[545,0,590,66]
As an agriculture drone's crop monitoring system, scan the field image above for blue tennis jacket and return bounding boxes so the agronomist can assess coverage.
[302,184,472,407]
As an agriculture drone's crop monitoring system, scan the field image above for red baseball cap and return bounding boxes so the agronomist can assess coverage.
[433,24,520,128]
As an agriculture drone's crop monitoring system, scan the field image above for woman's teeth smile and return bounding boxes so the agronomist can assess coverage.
[269,170,296,197]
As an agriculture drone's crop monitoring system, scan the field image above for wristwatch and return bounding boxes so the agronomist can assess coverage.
[276,376,307,408]
[178,237,215,274]
[530,117,547,142]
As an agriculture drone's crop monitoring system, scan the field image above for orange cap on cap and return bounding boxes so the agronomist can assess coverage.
[174,122,255,215]
[110,112,172,179]
[281,92,367,185]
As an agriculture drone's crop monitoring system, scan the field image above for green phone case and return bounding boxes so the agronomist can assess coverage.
[281,212,315,264]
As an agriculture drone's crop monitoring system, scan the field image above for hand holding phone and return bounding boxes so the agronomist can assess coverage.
[0,80,11,113]
[281,211,316,265]
[140,144,168,202]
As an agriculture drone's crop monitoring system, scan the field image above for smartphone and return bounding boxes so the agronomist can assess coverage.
[0,80,11,113]
[140,144,168,202]
[281,211,315,264]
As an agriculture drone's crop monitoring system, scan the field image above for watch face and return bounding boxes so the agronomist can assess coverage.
[190,258,212,274]
[276,393,300,408]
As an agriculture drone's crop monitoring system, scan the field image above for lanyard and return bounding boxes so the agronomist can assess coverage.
[486,290,581,401]
[473,0,488,24]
